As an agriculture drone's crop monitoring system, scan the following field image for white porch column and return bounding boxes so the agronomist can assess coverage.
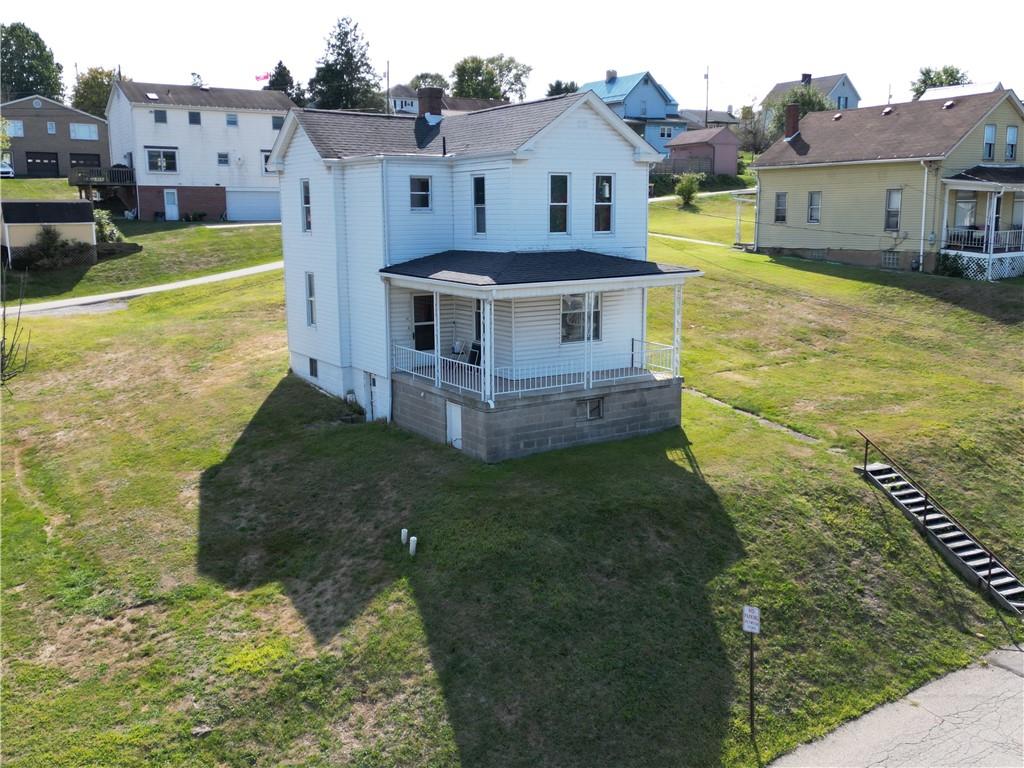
[481,297,494,402]
[432,291,441,388]
[939,186,950,251]
[584,291,594,389]
[672,284,683,379]
[734,199,742,245]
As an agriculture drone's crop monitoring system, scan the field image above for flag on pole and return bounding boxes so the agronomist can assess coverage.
[256,72,270,82]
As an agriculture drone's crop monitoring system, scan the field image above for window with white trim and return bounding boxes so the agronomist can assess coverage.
[305,272,316,326]
[189,111,201,125]
[70,123,99,140]
[309,357,318,378]
[300,179,311,232]
[659,125,673,139]
[147,148,177,172]
[413,294,435,351]
[954,191,976,228]
[560,293,601,343]
[807,191,821,224]
[549,173,569,233]
[6,120,23,137]
[47,121,56,134]
[884,188,902,231]
[774,192,787,223]
[410,176,431,209]
[983,124,996,161]
[153,110,167,124]
[226,113,239,127]
[261,150,273,175]
[594,175,613,232]
[585,397,603,420]
[217,152,229,166]
[473,175,486,234]
[1007,126,1018,161]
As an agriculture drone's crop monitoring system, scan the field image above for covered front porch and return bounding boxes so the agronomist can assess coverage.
[940,166,1024,280]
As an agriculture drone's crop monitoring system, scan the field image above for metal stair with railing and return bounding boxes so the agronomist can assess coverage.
[855,431,1023,616]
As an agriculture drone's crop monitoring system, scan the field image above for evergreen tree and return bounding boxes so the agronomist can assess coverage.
[307,18,381,110]
[546,80,578,97]
[268,60,306,106]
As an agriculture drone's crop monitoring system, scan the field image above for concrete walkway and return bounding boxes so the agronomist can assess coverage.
[648,190,744,203]
[650,232,731,249]
[20,261,283,316]
[771,647,1024,768]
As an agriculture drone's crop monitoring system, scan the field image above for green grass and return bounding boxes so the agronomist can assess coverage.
[0,178,79,200]
[2,244,1020,766]
[7,223,281,303]
[649,193,755,244]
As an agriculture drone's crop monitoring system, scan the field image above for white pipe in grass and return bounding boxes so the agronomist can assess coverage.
[409,536,417,557]
[401,528,408,545]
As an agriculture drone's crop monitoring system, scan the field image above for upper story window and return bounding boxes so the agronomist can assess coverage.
[261,150,273,175]
[300,179,312,232]
[272,115,284,130]
[774,192,787,223]
[6,120,23,137]
[640,100,647,116]
[594,175,613,232]
[217,152,229,166]
[549,173,569,233]
[983,124,996,161]
[807,191,822,224]
[560,293,601,343]
[147,147,177,173]
[69,123,99,141]
[305,272,316,326]
[884,188,902,231]
[410,176,431,209]
[154,110,167,124]
[226,113,239,127]
[1006,126,1018,161]
[836,96,848,109]
[46,121,56,134]
[473,176,486,234]
[659,125,673,139]
[189,111,201,125]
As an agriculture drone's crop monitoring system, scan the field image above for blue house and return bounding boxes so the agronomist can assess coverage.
[577,71,686,154]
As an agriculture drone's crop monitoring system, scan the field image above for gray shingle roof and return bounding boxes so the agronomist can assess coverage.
[665,126,738,148]
[294,92,587,159]
[117,81,294,111]
[380,250,698,286]
[678,109,738,127]
[753,91,1016,168]
[947,165,1024,185]
[762,74,850,105]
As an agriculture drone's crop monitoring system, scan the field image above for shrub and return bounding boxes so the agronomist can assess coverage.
[933,252,967,278]
[650,174,679,197]
[94,209,124,243]
[17,226,94,270]
[675,174,701,206]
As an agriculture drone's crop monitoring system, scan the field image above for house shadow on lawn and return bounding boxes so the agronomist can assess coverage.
[198,375,744,766]
[767,253,1024,324]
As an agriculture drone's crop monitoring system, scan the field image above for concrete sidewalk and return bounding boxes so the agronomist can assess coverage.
[19,261,283,316]
[770,648,1024,768]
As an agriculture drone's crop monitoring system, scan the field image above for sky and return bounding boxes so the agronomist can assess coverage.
[4,0,1021,111]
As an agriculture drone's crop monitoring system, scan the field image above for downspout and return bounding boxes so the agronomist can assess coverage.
[380,157,393,421]
[753,171,761,251]
[918,161,929,270]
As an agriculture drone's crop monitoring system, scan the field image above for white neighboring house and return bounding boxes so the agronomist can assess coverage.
[105,81,293,221]
[268,88,703,462]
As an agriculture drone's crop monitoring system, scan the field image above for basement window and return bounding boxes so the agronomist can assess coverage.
[309,357,318,378]
[585,398,604,420]
[881,251,900,269]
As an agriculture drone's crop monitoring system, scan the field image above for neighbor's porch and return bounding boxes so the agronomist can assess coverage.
[940,170,1024,280]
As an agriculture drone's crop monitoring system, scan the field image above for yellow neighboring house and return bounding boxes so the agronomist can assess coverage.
[752,89,1024,280]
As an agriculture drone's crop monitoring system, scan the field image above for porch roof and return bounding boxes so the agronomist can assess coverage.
[380,249,700,297]
[944,165,1024,188]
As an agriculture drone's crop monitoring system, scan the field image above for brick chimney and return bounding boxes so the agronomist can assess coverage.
[417,87,443,118]
[606,69,617,83]
[784,103,800,140]
[801,73,812,86]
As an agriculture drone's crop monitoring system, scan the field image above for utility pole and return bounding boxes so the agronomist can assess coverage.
[704,66,710,127]
[386,60,391,115]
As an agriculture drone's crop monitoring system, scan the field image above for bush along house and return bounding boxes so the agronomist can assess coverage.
[268,87,702,461]
[752,89,1024,280]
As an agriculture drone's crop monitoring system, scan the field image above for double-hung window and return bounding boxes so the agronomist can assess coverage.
[69,123,98,140]
[549,173,569,233]
[954,191,977,228]
[774,192,787,223]
[217,152,229,166]
[47,121,56,134]
[147,147,177,172]
[560,294,601,343]
[6,120,24,137]
[410,177,431,209]
[807,191,821,224]
[226,113,239,127]
[304,272,316,326]
[189,111,201,125]
[153,110,167,124]
[300,179,312,232]
[659,125,673,139]
[594,175,613,232]
[473,176,486,234]
[884,189,902,231]
[983,124,996,161]
[1006,126,1018,161]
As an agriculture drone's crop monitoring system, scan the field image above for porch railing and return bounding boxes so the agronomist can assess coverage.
[494,360,586,396]
[68,166,136,186]
[632,339,675,374]
[943,227,1024,253]
[993,228,1024,252]
[392,345,435,382]
[439,355,482,395]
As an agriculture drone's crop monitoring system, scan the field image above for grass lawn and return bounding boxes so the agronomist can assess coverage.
[649,193,755,244]
[0,178,79,201]
[7,223,282,303]
[3,241,1020,766]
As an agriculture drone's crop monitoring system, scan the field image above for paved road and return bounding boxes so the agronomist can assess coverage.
[19,261,283,316]
[771,647,1024,768]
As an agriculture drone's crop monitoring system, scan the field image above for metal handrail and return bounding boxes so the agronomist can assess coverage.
[857,430,1008,591]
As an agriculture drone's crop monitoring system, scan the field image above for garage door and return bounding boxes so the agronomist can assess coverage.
[70,153,101,168]
[26,152,60,178]
[226,190,280,221]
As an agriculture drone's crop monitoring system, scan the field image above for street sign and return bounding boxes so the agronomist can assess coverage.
[743,605,761,634]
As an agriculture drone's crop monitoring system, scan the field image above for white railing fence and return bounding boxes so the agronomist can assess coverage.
[439,355,481,395]
[493,360,586,396]
[993,229,1024,252]
[632,338,675,374]
[392,345,435,381]
[943,227,986,251]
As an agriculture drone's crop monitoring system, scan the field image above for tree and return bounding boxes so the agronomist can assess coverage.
[451,56,500,100]
[737,104,771,153]
[486,54,531,101]
[546,80,578,97]
[71,67,119,118]
[0,22,63,102]
[307,17,381,111]
[766,84,832,139]
[408,72,449,92]
[267,60,306,106]
[910,66,970,100]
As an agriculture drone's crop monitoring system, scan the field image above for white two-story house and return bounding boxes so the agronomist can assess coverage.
[105,81,293,221]
[269,87,702,461]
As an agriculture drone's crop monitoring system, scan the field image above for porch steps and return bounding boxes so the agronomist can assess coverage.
[857,462,1023,616]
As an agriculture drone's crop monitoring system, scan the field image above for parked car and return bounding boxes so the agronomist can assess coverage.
[0,161,14,178]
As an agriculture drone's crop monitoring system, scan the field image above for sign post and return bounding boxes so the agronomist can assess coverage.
[742,605,760,739]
